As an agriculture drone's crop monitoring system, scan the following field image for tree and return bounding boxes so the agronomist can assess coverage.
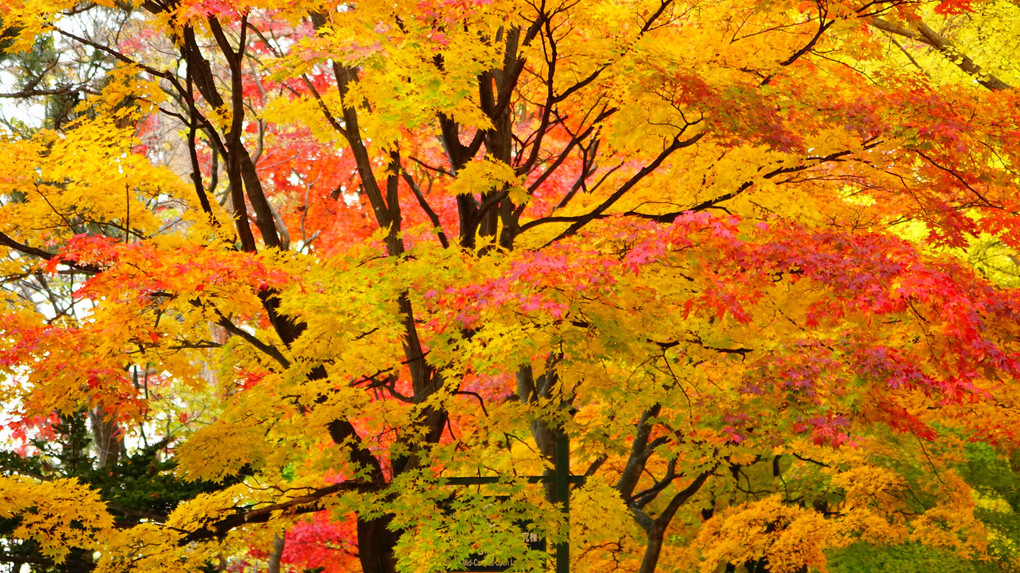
[0,0,1019,572]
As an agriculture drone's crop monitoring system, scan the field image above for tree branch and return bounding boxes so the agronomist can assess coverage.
[178,481,377,545]
[867,17,1011,91]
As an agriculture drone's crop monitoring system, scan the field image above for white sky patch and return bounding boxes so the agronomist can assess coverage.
[0,70,48,128]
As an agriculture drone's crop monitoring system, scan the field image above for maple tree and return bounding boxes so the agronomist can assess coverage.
[1,0,1020,572]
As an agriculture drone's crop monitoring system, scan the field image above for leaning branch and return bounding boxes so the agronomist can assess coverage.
[867,17,1011,91]
[210,307,291,369]
[177,481,377,545]
[530,130,705,243]
[0,231,102,274]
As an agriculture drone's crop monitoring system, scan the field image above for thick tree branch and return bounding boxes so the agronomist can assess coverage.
[0,231,103,274]
[208,15,284,251]
[178,481,377,545]
[617,404,663,499]
[867,17,1011,91]
[638,469,714,573]
[209,307,291,369]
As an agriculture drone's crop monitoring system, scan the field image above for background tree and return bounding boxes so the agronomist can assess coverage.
[1,0,1019,572]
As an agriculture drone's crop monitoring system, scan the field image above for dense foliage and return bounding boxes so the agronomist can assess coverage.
[1,0,1020,571]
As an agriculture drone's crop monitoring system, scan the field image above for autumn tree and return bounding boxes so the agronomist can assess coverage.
[1,0,1020,572]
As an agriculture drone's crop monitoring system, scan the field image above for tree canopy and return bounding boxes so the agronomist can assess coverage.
[1,0,1020,572]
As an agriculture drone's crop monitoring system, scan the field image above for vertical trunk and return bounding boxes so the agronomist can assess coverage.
[638,523,667,573]
[478,28,522,249]
[267,534,285,573]
[517,363,561,500]
[357,515,400,573]
[89,406,122,469]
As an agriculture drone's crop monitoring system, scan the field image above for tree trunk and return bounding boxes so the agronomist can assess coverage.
[357,515,400,573]
[638,522,667,573]
[267,534,285,573]
[89,406,122,469]
[638,471,714,573]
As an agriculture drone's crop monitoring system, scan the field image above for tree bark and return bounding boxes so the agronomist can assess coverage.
[356,515,400,573]
[267,534,285,573]
[89,406,122,469]
[867,17,1011,91]
[637,471,713,573]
